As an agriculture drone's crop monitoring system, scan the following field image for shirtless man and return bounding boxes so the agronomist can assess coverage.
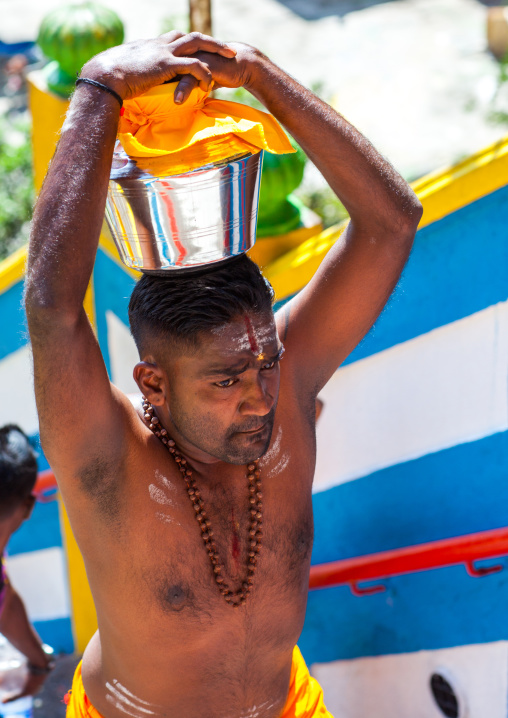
[25,32,422,718]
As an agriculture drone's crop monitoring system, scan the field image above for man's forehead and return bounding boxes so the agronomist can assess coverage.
[210,314,278,351]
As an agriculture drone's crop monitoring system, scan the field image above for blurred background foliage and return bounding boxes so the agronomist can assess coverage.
[0,115,33,260]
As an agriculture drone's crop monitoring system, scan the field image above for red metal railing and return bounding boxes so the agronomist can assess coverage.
[34,469,58,502]
[309,527,508,596]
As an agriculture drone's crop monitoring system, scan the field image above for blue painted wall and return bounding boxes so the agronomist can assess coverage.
[301,185,508,665]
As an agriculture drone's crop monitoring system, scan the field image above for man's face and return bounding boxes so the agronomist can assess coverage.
[162,312,283,465]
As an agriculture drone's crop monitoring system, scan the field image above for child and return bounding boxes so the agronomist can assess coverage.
[0,425,54,703]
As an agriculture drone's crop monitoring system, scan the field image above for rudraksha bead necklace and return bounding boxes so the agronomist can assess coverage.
[142,397,263,608]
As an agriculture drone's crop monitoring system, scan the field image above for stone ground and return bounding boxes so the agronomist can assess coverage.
[1,0,507,714]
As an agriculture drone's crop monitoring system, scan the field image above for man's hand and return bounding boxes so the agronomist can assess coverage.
[1,671,47,704]
[81,31,237,104]
[189,42,262,92]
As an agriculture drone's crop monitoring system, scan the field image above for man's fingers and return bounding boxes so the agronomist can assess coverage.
[2,691,24,703]
[171,32,236,58]
[172,58,212,102]
[159,30,186,43]
[174,75,199,104]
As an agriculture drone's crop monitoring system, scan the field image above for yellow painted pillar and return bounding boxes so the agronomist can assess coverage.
[27,70,99,652]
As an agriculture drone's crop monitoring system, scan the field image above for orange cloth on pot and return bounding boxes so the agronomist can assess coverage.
[117,82,294,171]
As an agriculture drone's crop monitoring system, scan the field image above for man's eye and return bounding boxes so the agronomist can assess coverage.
[215,378,237,388]
[261,361,276,370]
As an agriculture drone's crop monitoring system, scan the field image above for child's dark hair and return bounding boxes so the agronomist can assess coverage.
[0,425,37,518]
[128,254,274,354]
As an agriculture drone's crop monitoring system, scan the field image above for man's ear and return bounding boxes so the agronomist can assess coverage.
[133,359,167,407]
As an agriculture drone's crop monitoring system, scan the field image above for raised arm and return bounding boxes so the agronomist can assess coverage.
[24,33,237,485]
[198,45,423,398]
[254,54,422,395]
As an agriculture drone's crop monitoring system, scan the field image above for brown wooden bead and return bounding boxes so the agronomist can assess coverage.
[213,565,221,574]
[194,505,200,513]
[160,429,167,436]
[249,529,256,537]
[248,464,256,471]
[216,576,224,584]
[202,532,210,541]
[255,512,262,520]
[249,497,256,505]
[256,492,262,500]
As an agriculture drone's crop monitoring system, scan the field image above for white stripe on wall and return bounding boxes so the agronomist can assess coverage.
[311,641,508,718]
[106,310,140,395]
[6,547,70,622]
[0,344,39,436]
[314,300,508,492]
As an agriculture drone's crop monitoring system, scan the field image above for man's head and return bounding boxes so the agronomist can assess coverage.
[129,255,283,465]
[0,425,37,527]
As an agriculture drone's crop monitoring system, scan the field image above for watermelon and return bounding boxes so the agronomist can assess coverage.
[37,2,124,97]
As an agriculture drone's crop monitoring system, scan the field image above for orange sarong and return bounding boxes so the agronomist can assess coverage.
[65,646,333,717]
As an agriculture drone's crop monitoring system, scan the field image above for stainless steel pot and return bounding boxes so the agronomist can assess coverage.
[105,142,263,272]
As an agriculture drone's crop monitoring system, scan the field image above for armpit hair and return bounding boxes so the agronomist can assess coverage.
[77,455,121,519]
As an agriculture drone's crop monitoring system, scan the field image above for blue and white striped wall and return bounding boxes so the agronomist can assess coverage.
[301,181,508,717]
[0,272,73,652]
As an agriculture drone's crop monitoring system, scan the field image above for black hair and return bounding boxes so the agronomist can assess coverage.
[0,425,37,518]
[128,254,274,354]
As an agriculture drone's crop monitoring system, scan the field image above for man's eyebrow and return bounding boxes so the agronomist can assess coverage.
[202,345,284,377]
[203,361,250,377]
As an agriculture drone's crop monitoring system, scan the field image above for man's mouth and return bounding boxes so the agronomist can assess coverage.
[239,424,267,435]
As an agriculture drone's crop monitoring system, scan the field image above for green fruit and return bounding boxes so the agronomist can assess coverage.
[257,139,307,237]
[37,2,124,97]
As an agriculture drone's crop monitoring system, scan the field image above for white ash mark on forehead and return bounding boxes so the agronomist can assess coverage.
[149,484,173,506]
[267,453,290,479]
[254,325,277,345]
[259,426,282,466]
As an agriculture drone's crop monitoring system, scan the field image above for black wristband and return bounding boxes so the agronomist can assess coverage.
[75,77,123,108]
[28,660,55,676]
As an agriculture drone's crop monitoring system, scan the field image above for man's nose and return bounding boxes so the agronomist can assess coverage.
[239,375,274,416]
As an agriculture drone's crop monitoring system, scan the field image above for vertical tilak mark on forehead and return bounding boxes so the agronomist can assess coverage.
[244,315,260,355]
